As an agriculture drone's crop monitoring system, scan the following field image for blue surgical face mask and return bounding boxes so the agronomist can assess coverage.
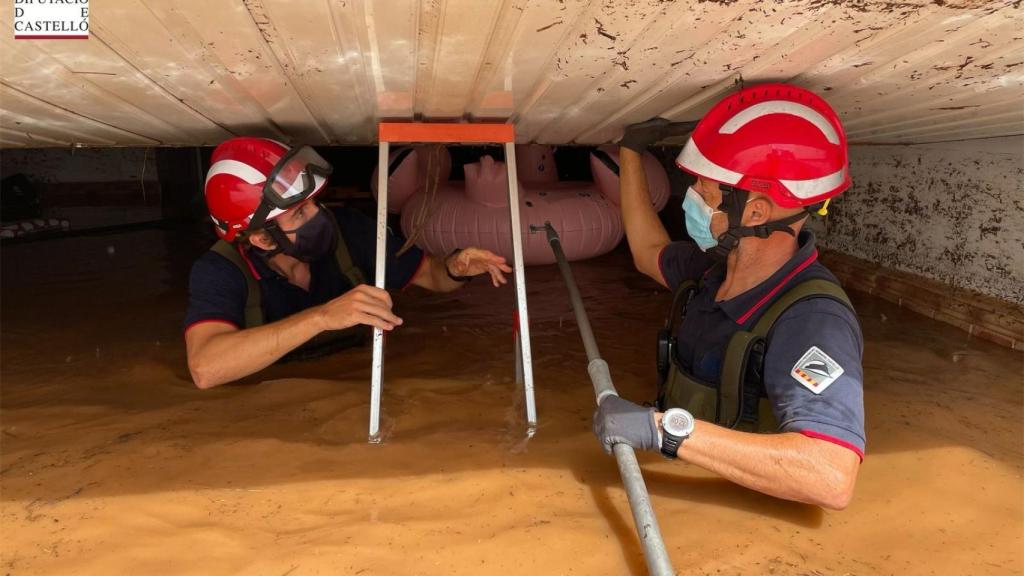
[682,186,721,251]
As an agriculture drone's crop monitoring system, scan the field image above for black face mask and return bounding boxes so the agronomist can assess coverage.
[265,208,335,262]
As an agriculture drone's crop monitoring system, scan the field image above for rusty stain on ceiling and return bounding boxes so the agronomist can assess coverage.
[0,0,1021,148]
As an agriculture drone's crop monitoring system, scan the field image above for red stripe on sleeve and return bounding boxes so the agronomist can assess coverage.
[800,429,864,461]
[656,244,670,288]
[184,319,239,337]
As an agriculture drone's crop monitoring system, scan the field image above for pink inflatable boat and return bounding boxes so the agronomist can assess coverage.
[372,145,670,265]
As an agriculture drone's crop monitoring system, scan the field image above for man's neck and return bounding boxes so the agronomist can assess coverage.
[716,232,800,302]
[268,253,311,289]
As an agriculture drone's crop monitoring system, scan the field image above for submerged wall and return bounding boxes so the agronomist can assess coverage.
[1,148,161,230]
[818,136,1023,305]
[1,148,158,185]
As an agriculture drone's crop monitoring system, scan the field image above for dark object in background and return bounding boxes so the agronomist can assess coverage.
[0,173,68,239]
[156,148,207,224]
[1,173,43,222]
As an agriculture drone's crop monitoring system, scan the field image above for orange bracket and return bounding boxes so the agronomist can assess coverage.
[378,122,515,144]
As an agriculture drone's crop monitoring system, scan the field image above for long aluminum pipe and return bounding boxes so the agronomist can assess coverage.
[538,222,674,576]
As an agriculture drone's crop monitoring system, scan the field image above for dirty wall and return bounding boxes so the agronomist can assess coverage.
[817,136,1023,304]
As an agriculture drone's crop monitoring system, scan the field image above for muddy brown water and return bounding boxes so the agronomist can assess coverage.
[1,229,1021,575]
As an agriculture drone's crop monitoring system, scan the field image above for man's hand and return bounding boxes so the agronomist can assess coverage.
[619,117,699,153]
[317,284,403,332]
[447,247,512,287]
[592,395,660,454]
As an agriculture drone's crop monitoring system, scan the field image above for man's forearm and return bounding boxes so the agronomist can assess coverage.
[620,149,670,279]
[189,307,326,388]
[675,420,859,509]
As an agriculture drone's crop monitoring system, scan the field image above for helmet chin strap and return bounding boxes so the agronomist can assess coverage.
[257,220,296,258]
[710,186,809,261]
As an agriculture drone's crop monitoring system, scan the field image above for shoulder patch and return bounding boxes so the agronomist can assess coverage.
[790,346,844,394]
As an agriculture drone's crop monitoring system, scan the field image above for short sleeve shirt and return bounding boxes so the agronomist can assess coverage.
[658,232,866,457]
[184,207,425,331]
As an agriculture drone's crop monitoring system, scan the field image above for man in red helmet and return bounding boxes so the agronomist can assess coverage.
[184,138,512,389]
[593,84,865,510]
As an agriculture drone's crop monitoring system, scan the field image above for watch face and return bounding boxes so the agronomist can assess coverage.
[662,409,695,437]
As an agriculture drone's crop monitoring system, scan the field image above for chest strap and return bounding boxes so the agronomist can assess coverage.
[210,239,264,328]
[755,279,851,335]
[718,278,853,429]
[322,208,366,288]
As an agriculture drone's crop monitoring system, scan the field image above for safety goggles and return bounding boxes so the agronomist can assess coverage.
[249,146,333,229]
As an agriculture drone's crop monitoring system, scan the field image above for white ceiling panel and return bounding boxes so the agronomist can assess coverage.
[0,0,1020,148]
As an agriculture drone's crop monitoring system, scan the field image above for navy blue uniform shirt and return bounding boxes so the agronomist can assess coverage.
[659,231,866,458]
[184,207,425,333]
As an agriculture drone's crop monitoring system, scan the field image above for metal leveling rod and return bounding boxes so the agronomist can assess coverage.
[537,222,674,576]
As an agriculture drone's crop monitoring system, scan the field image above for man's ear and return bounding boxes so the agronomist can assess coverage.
[744,196,773,226]
[247,230,276,251]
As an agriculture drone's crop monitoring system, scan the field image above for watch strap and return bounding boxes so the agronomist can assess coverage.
[661,432,683,459]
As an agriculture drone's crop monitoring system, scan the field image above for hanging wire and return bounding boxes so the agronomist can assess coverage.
[396,144,444,256]
[139,147,149,205]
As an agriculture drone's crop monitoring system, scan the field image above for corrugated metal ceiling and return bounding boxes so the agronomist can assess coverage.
[0,0,1021,148]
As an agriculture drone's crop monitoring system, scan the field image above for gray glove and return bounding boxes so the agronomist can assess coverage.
[619,117,699,153]
[592,395,660,454]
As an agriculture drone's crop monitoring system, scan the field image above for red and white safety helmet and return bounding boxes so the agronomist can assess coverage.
[676,83,849,209]
[204,137,332,241]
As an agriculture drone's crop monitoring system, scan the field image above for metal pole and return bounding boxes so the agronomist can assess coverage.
[539,222,675,576]
[369,142,390,443]
[504,142,537,436]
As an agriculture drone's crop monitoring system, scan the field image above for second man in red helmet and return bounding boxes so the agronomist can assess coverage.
[594,84,865,510]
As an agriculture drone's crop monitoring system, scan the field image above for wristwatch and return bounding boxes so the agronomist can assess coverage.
[660,408,695,459]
